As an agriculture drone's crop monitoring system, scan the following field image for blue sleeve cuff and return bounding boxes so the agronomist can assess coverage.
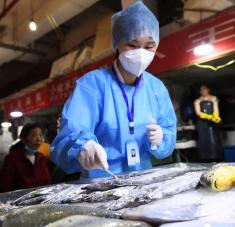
[67,130,98,157]
[51,128,98,174]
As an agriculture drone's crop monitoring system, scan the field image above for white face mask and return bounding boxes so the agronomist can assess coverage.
[119,48,155,77]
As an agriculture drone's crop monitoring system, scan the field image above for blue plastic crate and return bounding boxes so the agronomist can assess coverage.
[224,146,235,162]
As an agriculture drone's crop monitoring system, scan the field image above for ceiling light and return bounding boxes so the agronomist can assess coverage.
[193,43,215,56]
[29,19,37,31]
[10,111,23,118]
[1,121,12,128]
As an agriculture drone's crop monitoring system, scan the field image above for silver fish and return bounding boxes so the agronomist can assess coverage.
[41,185,85,204]
[114,169,156,179]
[43,215,151,227]
[11,184,70,206]
[64,193,84,203]
[60,185,86,203]
[104,187,152,211]
[8,167,206,209]
[150,171,203,200]
[0,204,121,227]
[104,171,203,211]
[82,186,136,203]
[10,184,86,206]
[84,167,207,192]
[13,195,49,206]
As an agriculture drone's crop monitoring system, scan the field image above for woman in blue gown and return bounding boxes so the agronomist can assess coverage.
[51,1,176,178]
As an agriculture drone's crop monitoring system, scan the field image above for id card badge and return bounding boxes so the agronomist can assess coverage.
[126,140,140,166]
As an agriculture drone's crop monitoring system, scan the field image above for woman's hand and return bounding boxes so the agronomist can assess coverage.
[78,140,108,170]
[146,120,163,149]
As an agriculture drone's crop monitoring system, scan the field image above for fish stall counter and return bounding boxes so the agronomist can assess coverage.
[1,163,235,227]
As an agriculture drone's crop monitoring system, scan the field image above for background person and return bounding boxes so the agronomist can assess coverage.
[0,123,51,192]
[194,85,224,162]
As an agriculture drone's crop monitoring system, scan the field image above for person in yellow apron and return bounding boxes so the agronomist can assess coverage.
[194,85,224,162]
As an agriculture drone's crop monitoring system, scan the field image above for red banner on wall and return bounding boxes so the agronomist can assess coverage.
[148,7,235,74]
[3,87,49,119]
[48,55,114,105]
[48,73,77,106]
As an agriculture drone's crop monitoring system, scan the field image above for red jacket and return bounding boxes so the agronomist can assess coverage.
[0,147,51,193]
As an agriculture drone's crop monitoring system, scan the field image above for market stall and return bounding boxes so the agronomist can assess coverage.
[1,163,235,226]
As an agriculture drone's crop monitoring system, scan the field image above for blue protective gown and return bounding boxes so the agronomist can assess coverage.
[50,67,176,178]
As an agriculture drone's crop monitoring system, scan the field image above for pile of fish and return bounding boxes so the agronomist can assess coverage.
[0,164,208,226]
[8,166,206,210]
[0,203,202,227]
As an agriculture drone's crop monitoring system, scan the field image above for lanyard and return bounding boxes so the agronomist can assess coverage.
[112,65,142,134]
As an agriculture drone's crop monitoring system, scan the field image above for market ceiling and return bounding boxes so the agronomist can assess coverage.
[0,0,184,100]
[0,0,234,101]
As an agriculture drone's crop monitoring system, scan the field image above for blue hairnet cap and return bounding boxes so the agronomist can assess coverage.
[111,1,159,49]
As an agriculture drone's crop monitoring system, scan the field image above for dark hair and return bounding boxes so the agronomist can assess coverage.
[200,85,210,90]
[20,123,42,140]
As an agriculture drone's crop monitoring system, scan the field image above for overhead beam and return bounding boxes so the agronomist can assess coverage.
[0,42,45,56]
[0,0,20,21]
